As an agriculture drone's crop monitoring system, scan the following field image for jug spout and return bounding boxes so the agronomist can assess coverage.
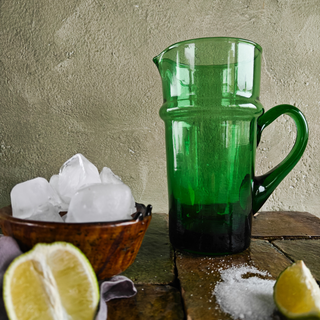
[153,54,161,70]
[153,37,262,104]
[153,50,169,76]
[153,44,172,71]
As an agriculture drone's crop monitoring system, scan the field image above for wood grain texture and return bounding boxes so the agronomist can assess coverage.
[272,239,320,282]
[107,284,185,320]
[176,239,292,320]
[252,211,320,239]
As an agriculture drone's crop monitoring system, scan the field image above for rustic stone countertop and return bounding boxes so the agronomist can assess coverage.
[108,211,320,319]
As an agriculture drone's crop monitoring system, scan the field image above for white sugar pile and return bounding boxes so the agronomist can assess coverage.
[213,265,276,320]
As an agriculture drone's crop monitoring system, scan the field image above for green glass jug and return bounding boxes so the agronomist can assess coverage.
[153,37,308,255]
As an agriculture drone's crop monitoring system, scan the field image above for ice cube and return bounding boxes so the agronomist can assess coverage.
[58,154,101,204]
[65,183,136,223]
[49,174,69,212]
[11,177,60,219]
[26,206,64,222]
[49,174,59,191]
[100,167,123,184]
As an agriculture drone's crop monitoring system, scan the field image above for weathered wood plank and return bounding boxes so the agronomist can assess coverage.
[176,239,291,320]
[122,213,175,285]
[252,211,320,240]
[107,284,185,320]
[272,239,320,282]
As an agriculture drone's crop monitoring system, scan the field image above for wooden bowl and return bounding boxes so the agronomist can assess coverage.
[0,203,152,280]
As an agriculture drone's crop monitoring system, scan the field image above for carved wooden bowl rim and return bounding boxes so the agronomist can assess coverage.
[0,203,153,279]
[0,203,152,229]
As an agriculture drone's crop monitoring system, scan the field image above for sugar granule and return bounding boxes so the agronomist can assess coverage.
[213,265,275,320]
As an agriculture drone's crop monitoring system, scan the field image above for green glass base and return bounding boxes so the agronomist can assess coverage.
[169,201,252,256]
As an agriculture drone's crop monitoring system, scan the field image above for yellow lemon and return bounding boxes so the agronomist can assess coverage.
[3,242,99,320]
[274,260,320,319]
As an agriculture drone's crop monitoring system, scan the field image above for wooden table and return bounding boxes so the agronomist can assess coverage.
[109,211,320,319]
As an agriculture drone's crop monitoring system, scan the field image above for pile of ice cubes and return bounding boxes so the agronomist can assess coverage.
[10,154,136,223]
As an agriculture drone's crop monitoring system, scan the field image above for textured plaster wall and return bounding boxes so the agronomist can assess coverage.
[0,0,319,216]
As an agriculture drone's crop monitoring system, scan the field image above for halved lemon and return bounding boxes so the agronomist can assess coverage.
[3,242,100,320]
[274,260,320,319]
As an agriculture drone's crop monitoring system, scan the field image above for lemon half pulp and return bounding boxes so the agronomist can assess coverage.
[274,260,320,319]
[3,242,100,320]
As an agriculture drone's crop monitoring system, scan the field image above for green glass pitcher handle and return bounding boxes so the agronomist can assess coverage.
[253,104,309,213]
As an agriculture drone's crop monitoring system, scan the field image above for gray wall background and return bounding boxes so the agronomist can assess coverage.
[0,0,319,216]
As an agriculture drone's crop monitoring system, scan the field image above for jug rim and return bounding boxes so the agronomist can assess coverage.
[153,37,262,66]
